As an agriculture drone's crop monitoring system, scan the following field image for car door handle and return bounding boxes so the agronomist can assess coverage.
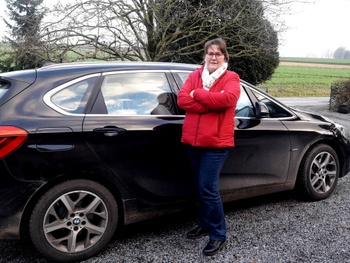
[93,127,127,136]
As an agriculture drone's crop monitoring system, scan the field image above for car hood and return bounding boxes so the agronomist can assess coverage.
[290,107,350,141]
[289,107,334,124]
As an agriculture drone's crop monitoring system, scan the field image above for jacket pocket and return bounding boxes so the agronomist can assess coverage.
[197,112,220,146]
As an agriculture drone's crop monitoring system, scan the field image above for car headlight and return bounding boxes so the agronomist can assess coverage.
[334,123,347,138]
[321,115,347,138]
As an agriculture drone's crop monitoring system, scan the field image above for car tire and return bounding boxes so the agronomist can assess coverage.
[296,144,339,201]
[29,179,118,263]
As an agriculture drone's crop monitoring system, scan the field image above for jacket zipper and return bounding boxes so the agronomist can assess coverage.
[194,114,202,146]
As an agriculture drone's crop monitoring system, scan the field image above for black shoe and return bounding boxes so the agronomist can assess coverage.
[187,227,209,239]
[203,239,226,256]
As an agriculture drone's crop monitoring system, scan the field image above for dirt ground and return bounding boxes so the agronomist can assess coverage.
[280,61,350,69]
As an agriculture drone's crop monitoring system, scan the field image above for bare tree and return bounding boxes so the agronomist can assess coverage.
[39,0,305,83]
[43,1,278,57]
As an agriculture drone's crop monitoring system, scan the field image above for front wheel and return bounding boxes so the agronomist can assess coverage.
[29,179,118,263]
[296,144,340,201]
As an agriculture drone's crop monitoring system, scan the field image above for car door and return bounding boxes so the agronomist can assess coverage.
[83,71,194,205]
[173,72,293,196]
[220,85,293,194]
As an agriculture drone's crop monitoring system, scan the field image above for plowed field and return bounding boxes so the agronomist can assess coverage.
[280,61,350,69]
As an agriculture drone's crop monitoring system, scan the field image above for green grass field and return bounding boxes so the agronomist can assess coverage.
[261,58,350,97]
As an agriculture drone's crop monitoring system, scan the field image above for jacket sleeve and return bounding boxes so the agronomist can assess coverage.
[177,71,209,113]
[193,72,240,111]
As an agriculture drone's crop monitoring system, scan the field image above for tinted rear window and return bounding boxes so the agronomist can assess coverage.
[0,80,11,100]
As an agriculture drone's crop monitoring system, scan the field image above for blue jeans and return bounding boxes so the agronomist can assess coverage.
[187,146,229,241]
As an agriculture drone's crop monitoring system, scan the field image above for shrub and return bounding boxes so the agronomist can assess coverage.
[329,79,350,113]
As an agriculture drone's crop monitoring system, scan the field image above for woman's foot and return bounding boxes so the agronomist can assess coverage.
[186,227,209,239]
[203,239,226,256]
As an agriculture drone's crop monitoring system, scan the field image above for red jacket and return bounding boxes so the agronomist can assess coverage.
[177,66,240,148]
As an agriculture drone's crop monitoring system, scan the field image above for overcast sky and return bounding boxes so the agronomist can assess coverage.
[279,0,350,57]
[1,0,349,58]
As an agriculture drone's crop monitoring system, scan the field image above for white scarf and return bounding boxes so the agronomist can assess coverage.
[202,62,228,90]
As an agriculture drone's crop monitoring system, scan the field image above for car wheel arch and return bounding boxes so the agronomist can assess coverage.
[295,141,341,201]
[27,179,119,262]
[20,172,125,242]
[308,138,346,177]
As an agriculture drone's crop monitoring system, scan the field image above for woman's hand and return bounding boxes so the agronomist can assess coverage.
[190,90,195,98]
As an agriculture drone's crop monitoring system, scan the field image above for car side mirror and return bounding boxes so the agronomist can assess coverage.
[255,102,269,118]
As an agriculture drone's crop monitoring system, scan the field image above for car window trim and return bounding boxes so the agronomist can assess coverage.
[43,73,101,116]
[101,69,171,76]
[241,82,297,121]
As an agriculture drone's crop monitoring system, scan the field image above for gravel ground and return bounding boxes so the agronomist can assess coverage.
[1,102,349,263]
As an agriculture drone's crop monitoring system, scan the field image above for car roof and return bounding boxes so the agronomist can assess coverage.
[38,61,201,73]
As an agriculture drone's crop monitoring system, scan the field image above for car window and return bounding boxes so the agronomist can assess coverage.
[172,71,193,90]
[51,76,97,114]
[236,86,255,117]
[251,90,293,118]
[100,72,176,115]
[174,73,255,117]
[177,72,191,84]
[0,80,10,100]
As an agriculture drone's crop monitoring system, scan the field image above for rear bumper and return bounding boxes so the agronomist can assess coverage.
[0,213,21,239]
[0,161,39,239]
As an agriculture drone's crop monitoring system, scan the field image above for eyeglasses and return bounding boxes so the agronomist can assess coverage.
[206,53,224,58]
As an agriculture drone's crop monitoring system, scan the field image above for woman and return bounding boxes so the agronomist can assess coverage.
[177,38,240,256]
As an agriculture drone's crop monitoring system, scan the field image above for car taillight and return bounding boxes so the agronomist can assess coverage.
[0,126,28,158]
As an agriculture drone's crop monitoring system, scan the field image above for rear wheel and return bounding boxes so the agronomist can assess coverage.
[29,179,118,263]
[296,144,339,201]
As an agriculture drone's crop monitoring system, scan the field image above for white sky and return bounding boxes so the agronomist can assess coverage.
[0,0,349,58]
[279,0,350,57]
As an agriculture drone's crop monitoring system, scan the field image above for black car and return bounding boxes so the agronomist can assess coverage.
[1,62,349,262]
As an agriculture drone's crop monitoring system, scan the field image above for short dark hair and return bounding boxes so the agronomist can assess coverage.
[204,38,229,62]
